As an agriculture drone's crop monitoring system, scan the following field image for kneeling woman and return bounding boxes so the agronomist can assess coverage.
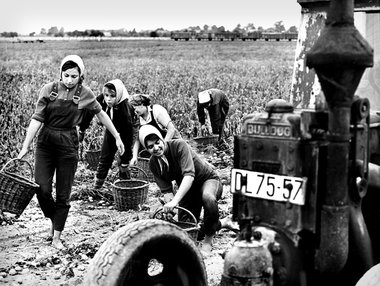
[139,124,223,254]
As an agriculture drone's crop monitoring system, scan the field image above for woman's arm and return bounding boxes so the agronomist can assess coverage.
[17,119,42,159]
[163,175,194,212]
[153,105,179,140]
[164,121,176,141]
[129,139,141,166]
[96,110,125,155]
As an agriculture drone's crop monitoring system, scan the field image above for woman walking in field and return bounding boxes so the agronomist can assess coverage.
[129,93,181,166]
[80,79,139,189]
[17,55,124,249]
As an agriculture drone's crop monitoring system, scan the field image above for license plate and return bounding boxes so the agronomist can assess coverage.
[231,168,307,206]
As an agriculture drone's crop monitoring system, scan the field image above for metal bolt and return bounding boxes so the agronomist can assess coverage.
[228,265,237,276]
[254,215,261,223]
[270,242,281,254]
[253,231,262,241]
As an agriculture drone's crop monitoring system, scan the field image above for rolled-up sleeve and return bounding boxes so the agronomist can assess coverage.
[177,141,195,178]
[79,86,102,114]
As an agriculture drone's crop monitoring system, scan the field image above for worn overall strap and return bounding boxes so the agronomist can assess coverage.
[72,82,82,104]
[48,81,82,104]
[49,81,59,101]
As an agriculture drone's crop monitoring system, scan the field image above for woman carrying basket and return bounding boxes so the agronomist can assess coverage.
[17,55,125,250]
[138,124,223,255]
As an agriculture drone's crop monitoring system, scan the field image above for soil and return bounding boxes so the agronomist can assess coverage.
[0,141,237,286]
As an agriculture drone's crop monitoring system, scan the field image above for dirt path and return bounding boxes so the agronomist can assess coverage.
[0,169,236,286]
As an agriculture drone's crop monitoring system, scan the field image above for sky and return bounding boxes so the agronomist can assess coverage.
[0,0,301,35]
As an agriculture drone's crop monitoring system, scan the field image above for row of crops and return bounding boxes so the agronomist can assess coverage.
[0,40,296,166]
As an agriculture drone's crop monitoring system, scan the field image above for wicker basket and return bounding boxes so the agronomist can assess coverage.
[137,157,155,182]
[193,135,219,146]
[112,179,149,211]
[153,206,199,241]
[113,166,148,182]
[137,150,154,182]
[85,136,103,170]
[0,159,39,217]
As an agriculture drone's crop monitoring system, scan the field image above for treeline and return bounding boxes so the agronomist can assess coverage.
[1,21,297,38]
[1,32,18,37]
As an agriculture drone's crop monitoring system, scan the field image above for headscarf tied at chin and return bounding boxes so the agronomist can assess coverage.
[104,79,129,105]
[138,124,163,149]
[104,79,130,120]
[60,55,85,79]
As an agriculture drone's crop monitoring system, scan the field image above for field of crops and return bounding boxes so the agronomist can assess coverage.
[0,39,296,166]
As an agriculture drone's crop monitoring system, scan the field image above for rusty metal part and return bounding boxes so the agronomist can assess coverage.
[306,0,373,275]
[221,239,273,286]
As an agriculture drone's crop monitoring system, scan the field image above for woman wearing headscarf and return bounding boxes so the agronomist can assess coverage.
[17,55,124,249]
[138,124,224,255]
[129,93,181,166]
[81,79,139,189]
[197,88,229,143]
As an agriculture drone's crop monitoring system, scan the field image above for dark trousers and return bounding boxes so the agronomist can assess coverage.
[96,131,132,180]
[179,178,223,236]
[35,126,78,231]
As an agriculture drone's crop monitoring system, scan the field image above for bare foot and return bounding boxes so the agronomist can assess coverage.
[200,242,212,254]
[52,238,65,250]
[220,215,239,232]
[199,235,213,256]
[47,220,54,241]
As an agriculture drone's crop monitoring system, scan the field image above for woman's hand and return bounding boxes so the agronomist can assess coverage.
[163,200,177,213]
[115,137,125,155]
[17,147,29,159]
[129,156,138,166]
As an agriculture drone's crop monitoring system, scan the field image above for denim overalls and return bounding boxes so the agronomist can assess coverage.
[35,83,81,231]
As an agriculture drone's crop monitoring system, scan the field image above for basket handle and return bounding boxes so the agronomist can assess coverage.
[152,206,198,225]
[138,149,151,159]
[112,166,149,183]
[0,158,34,180]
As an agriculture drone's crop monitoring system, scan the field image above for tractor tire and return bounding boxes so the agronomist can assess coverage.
[83,219,207,286]
[355,263,380,286]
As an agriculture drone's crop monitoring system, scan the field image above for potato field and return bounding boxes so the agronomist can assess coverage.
[0,39,296,285]
[0,39,296,166]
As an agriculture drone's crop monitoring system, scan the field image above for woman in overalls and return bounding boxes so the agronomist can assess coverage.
[129,94,181,166]
[17,55,124,249]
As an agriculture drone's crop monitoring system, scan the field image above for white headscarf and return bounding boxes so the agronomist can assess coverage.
[138,124,168,173]
[198,90,211,104]
[103,79,129,105]
[103,79,130,120]
[139,124,163,149]
[60,55,85,78]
